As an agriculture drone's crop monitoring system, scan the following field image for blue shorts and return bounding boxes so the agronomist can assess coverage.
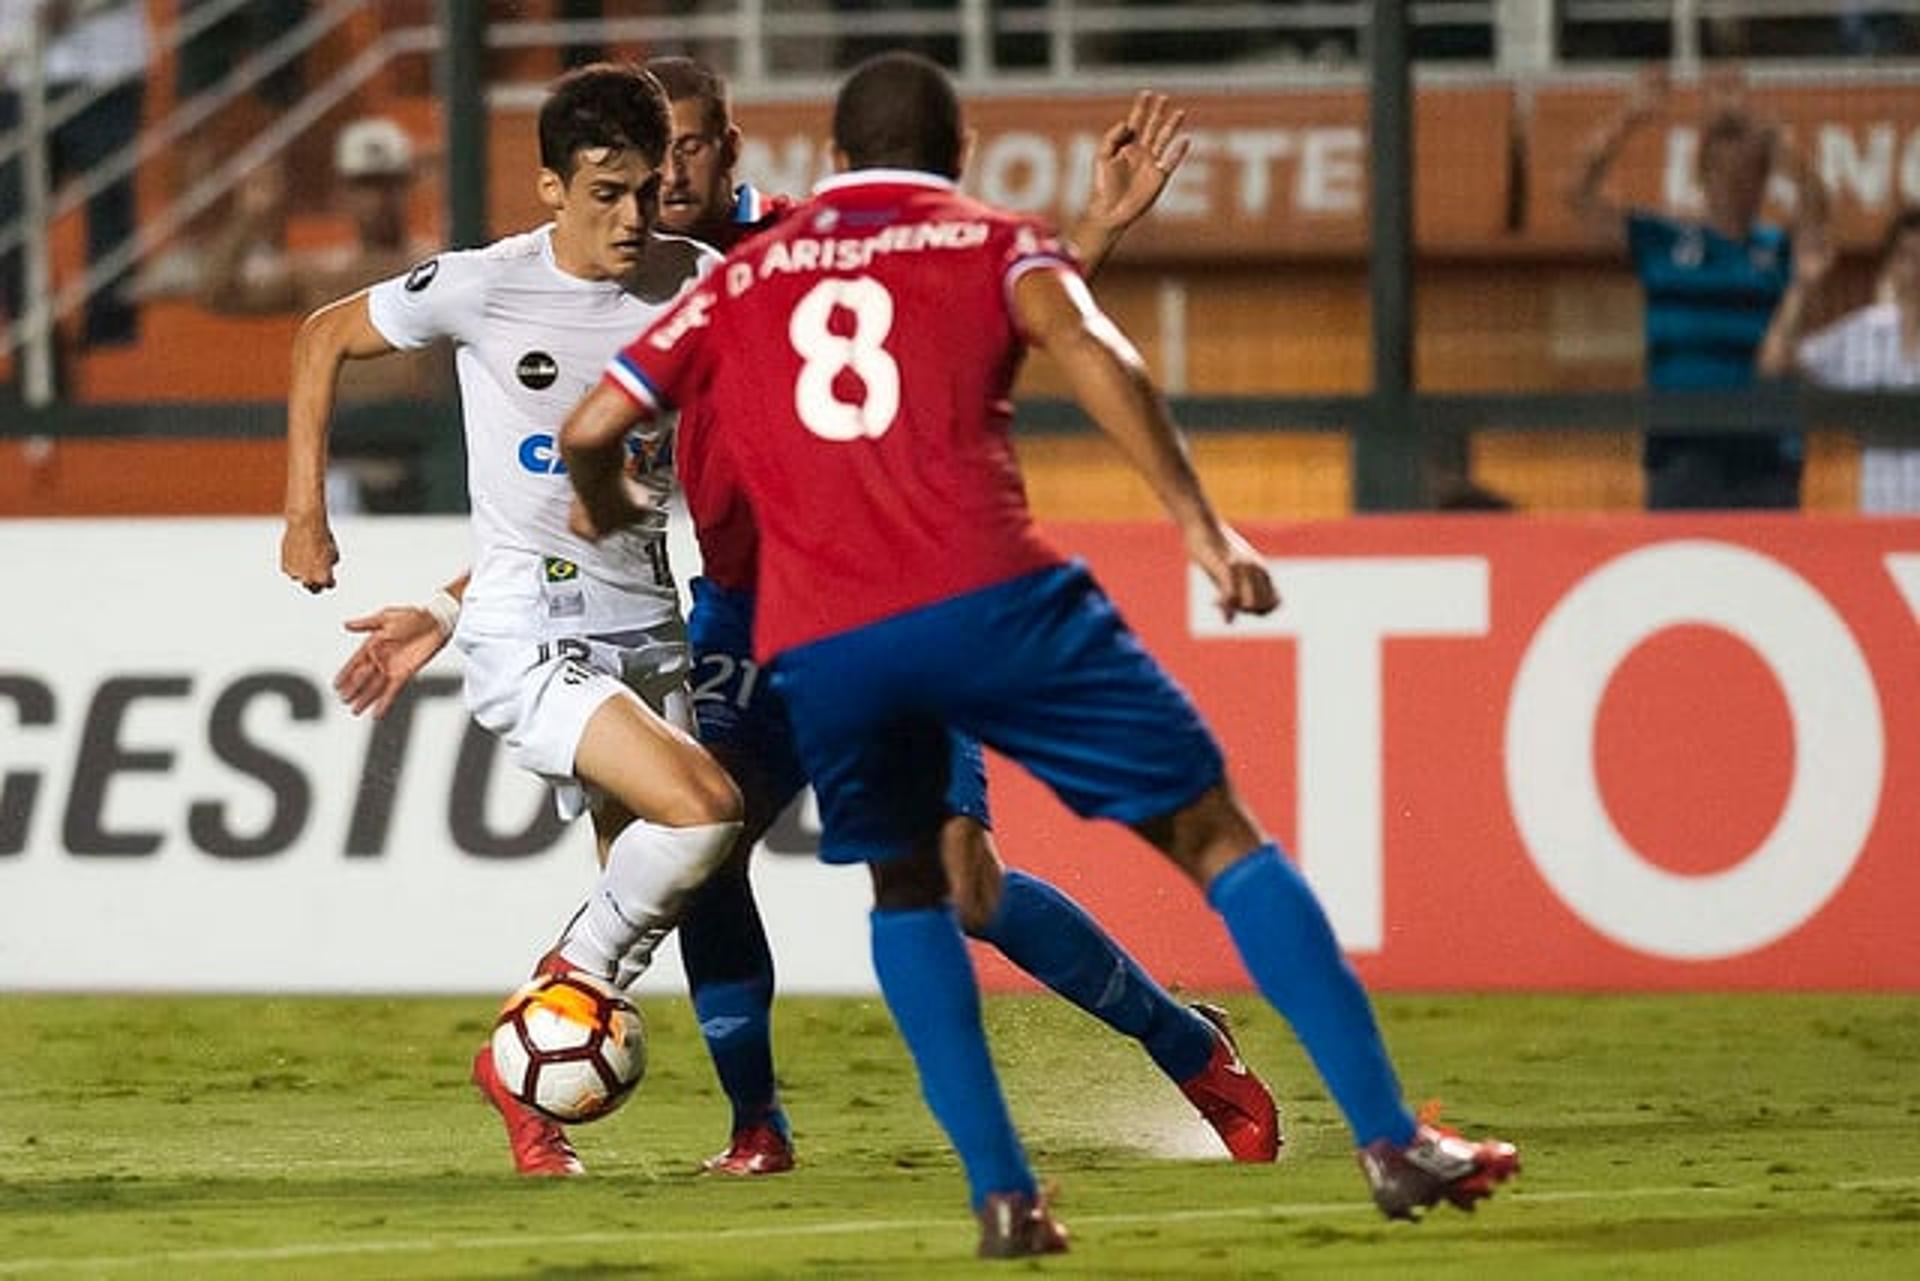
[688,577,988,833]
[771,562,1225,865]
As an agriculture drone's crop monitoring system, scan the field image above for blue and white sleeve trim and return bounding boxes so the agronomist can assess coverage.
[607,352,670,413]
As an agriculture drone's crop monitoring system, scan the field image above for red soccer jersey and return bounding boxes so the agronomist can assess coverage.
[609,169,1072,659]
[674,185,793,593]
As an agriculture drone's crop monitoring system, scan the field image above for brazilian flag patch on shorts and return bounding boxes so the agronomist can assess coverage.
[543,556,580,583]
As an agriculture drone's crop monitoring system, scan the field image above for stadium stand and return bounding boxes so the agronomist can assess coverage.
[2,2,1917,516]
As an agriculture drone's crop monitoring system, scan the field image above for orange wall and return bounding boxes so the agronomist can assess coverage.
[0,438,286,516]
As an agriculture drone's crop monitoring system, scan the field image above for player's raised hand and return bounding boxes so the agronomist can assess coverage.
[281,515,339,593]
[335,604,449,718]
[1188,523,1279,622]
[1086,91,1192,235]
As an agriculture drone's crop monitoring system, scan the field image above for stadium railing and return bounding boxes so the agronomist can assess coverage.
[4,0,1919,515]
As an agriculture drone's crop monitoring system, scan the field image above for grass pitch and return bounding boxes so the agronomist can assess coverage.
[2,992,1917,1278]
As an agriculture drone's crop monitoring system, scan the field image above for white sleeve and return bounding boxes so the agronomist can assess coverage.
[365,253,488,351]
[1796,311,1868,388]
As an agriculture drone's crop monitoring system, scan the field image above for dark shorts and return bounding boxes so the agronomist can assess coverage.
[688,577,989,837]
[772,562,1225,865]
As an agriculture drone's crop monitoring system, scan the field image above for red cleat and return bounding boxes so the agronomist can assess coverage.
[1358,1118,1520,1220]
[470,1045,585,1177]
[530,947,576,980]
[700,1121,796,1176]
[1178,1003,1282,1163]
[976,1189,1070,1259]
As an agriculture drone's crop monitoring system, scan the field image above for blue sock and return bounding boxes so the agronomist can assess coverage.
[870,906,1034,1209]
[691,978,785,1135]
[678,852,785,1135]
[1208,845,1416,1147]
[974,870,1214,1083]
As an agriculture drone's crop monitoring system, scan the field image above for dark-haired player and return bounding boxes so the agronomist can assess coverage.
[566,52,1518,1256]
[281,64,743,1177]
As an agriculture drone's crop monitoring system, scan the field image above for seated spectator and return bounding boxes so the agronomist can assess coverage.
[1568,68,1829,510]
[199,115,427,316]
[200,115,452,509]
[1759,209,1920,513]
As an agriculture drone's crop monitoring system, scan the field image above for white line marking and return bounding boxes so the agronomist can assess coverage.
[2,1176,1916,1274]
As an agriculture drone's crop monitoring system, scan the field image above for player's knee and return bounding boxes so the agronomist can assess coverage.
[667,752,745,828]
[870,845,948,912]
[1137,782,1265,884]
[941,818,1005,933]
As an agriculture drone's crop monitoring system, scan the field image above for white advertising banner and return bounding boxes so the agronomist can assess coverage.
[0,517,874,994]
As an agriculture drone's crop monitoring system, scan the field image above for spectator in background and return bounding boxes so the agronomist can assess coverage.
[1,0,149,366]
[1759,209,1920,513]
[1569,68,1829,509]
[199,115,428,316]
[200,115,452,512]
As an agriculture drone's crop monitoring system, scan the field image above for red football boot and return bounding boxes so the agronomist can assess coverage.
[470,1044,585,1177]
[1358,1117,1520,1220]
[1178,1003,1283,1163]
[701,1120,797,1176]
[976,1189,1070,1259]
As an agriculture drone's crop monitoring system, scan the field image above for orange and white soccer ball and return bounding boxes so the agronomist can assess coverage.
[490,971,647,1124]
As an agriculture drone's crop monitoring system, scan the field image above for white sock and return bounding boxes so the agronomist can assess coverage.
[559,816,741,980]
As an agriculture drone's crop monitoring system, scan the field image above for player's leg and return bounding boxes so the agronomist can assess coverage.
[674,731,802,1173]
[869,837,1063,1258]
[939,745,1278,1162]
[772,638,1064,1256]
[1137,781,1517,1217]
[951,563,1515,1218]
[557,689,743,979]
[676,589,804,1173]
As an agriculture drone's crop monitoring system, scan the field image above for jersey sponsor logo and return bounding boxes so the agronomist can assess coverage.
[542,557,580,583]
[517,432,566,474]
[518,433,650,476]
[516,350,559,390]
[404,258,439,292]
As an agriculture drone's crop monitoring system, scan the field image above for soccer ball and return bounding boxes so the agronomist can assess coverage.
[490,970,646,1124]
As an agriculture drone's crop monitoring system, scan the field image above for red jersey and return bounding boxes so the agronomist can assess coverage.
[674,184,795,593]
[609,169,1073,659]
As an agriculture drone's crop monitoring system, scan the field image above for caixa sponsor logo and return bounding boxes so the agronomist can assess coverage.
[517,433,664,476]
[0,671,572,860]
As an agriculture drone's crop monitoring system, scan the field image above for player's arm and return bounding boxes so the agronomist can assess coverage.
[561,381,659,540]
[283,290,398,592]
[1066,90,1192,276]
[1567,67,1668,247]
[1013,267,1276,620]
[334,571,468,718]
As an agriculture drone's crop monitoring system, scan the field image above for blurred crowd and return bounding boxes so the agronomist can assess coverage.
[3,3,1920,512]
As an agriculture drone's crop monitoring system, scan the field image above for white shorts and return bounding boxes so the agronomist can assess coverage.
[460,621,693,820]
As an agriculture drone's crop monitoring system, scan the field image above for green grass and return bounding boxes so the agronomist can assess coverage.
[3,993,1918,1278]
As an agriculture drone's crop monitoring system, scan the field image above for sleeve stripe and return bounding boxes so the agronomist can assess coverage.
[1002,253,1078,321]
[1005,252,1075,285]
[606,352,670,411]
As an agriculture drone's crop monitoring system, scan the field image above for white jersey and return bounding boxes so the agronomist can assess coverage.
[366,225,718,640]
